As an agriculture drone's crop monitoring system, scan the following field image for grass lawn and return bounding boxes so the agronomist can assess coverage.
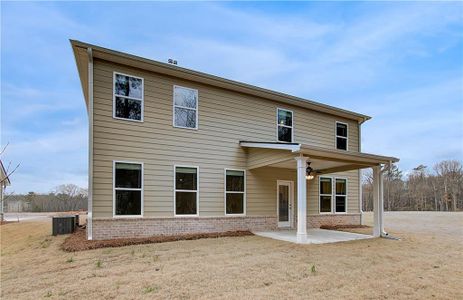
[1,212,462,299]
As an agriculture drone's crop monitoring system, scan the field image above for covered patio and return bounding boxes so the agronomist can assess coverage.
[241,141,399,244]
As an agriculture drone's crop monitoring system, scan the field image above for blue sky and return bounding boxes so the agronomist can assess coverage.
[1,2,462,193]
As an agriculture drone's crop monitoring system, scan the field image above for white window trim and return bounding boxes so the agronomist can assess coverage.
[224,168,246,216]
[113,72,144,122]
[174,165,199,217]
[173,85,199,130]
[276,108,294,143]
[335,121,348,151]
[318,176,333,214]
[334,177,348,214]
[113,160,144,218]
[318,176,348,214]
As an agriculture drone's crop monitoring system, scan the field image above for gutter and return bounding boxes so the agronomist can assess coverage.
[87,47,94,240]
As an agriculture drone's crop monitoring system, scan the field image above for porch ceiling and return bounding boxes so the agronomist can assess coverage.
[240,141,399,174]
[269,159,356,173]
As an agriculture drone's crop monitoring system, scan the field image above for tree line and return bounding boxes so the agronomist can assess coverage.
[362,160,463,211]
[4,184,88,212]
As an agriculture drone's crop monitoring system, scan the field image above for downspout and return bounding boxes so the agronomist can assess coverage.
[379,161,392,237]
[358,121,363,225]
[87,47,94,240]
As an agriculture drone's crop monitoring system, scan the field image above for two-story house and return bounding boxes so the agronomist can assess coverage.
[71,40,398,243]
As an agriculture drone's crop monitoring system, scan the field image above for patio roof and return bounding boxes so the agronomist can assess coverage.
[240,141,399,174]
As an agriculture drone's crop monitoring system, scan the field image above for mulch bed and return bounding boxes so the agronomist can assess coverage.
[0,220,18,226]
[62,227,253,252]
[320,224,371,230]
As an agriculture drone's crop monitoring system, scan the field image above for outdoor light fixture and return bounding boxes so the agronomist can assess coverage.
[306,161,314,180]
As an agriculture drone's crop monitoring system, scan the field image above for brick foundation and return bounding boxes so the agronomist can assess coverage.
[91,214,361,240]
[91,216,277,240]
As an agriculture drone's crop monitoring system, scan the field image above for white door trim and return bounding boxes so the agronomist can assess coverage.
[277,180,294,228]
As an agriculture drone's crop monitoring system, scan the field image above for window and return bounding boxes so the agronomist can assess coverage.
[277,108,293,142]
[114,162,143,216]
[319,177,332,213]
[173,86,198,129]
[113,72,144,121]
[175,166,198,216]
[319,177,348,214]
[335,178,347,213]
[336,122,348,150]
[225,169,245,215]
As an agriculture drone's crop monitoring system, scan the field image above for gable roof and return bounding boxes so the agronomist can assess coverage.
[70,40,371,124]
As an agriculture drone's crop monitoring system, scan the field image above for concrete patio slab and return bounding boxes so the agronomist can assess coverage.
[253,229,374,244]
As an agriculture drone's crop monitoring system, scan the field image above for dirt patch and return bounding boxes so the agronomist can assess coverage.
[320,225,373,235]
[62,227,253,252]
[320,224,372,235]
[320,224,370,230]
[0,220,18,226]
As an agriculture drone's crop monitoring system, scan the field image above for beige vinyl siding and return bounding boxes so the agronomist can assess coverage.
[92,59,360,218]
[247,167,297,216]
[246,148,296,170]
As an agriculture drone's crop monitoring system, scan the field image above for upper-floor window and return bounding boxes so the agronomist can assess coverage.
[336,122,348,150]
[113,72,144,121]
[277,108,293,143]
[173,86,198,129]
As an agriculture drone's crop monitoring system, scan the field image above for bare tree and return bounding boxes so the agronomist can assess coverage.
[362,160,462,212]
[51,184,88,211]
[384,164,403,210]
[0,143,20,186]
[361,169,373,211]
[434,160,463,211]
[408,165,429,211]
[5,184,88,213]
[428,175,440,211]
[1,143,20,221]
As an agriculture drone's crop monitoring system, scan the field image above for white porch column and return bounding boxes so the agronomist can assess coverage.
[295,155,308,243]
[372,165,384,237]
[379,168,385,236]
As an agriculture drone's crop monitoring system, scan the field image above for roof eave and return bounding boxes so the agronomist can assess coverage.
[70,40,90,110]
[70,40,371,123]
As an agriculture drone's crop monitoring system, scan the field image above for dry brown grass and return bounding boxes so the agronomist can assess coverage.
[1,212,462,299]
